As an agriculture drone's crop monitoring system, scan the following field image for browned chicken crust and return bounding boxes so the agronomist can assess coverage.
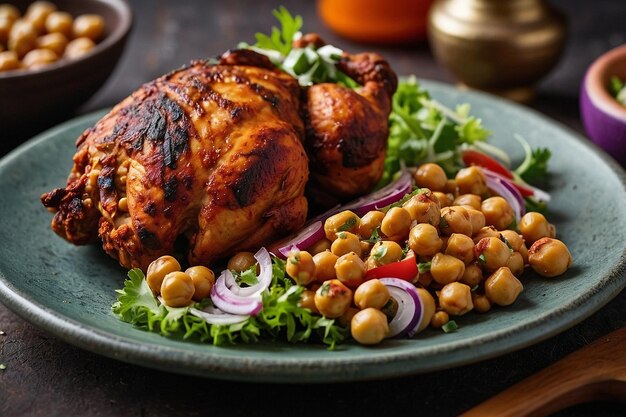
[41,36,398,270]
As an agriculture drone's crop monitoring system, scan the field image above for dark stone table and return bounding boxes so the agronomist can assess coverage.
[1,1,625,415]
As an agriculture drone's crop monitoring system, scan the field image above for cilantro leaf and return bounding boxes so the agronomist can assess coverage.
[254,6,302,56]
[516,147,551,183]
[235,265,259,287]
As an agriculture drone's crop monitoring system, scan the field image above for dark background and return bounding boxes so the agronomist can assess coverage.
[1,0,626,416]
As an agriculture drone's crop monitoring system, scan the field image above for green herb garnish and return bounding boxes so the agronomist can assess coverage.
[365,227,381,244]
[372,245,388,261]
[337,216,357,232]
[418,261,431,274]
[235,265,259,287]
[253,6,302,56]
[610,76,626,106]
[442,321,458,333]
[112,261,346,349]
[478,253,487,264]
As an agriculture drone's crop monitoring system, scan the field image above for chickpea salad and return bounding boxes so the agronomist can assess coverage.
[112,9,572,348]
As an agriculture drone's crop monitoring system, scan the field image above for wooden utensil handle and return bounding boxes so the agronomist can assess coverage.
[461,326,626,417]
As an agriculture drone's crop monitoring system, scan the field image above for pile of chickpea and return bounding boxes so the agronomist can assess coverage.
[0,1,105,72]
[283,163,573,345]
[142,163,572,347]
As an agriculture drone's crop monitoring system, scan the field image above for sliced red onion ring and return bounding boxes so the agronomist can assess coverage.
[224,247,273,297]
[275,221,324,259]
[211,269,263,316]
[379,278,423,338]
[342,170,413,216]
[189,306,249,325]
[483,168,525,222]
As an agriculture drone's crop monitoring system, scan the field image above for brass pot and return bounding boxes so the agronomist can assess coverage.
[428,0,567,101]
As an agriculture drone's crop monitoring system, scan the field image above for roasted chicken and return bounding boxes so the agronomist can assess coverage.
[41,36,397,270]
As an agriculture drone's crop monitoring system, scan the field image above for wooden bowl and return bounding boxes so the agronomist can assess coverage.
[0,0,132,147]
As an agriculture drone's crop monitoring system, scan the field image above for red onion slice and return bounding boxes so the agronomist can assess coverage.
[379,278,423,338]
[483,168,525,222]
[342,170,413,216]
[189,306,249,325]
[275,221,324,259]
[211,270,263,316]
[230,247,273,297]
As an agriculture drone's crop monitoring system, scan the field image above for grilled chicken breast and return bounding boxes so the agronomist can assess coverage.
[41,37,397,270]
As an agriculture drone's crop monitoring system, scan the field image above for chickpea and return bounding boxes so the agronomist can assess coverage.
[484,267,523,306]
[430,310,449,328]
[454,193,482,210]
[408,223,443,257]
[416,288,436,332]
[358,210,385,239]
[36,32,67,56]
[64,36,95,59]
[334,252,366,288]
[402,190,440,226]
[227,251,257,273]
[368,240,403,266]
[430,253,465,285]
[331,231,362,257]
[499,230,525,252]
[351,308,389,345]
[433,191,453,208]
[0,16,12,44]
[354,279,390,310]
[519,243,529,265]
[299,289,319,313]
[445,233,475,264]
[160,271,195,307]
[456,166,488,195]
[472,225,500,243]
[45,11,73,38]
[0,4,20,22]
[460,263,483,287]
[380,207,412,240]
[519,212,555,245]
[185,266,215,301]
[313,250,338,282]
[472,293,492,313]
[324,210,360,240]
[439,282,473,316]
[414,163,447,191]
[73,14,105,41]
[417,270,433,287]
[528,238,572,277]
[22,48,57,69]
[481,196,515,230]
[444,179,459,196]
[146,255,181,294]
[360,240,372,255]
[314,279,353,318]
[286,250,316,286]
[25,1,57,34]
[475,236,511,272]
[308,238,331,255]
[0,50,19,71]
[506,252,525,277]
[465,207,486,236]
[440,206,472,236]
[8,19,37,58]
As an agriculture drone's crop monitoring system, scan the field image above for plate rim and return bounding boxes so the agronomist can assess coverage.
[1,79,625,382]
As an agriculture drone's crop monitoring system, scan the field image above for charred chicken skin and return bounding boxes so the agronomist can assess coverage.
[41,36,397,270]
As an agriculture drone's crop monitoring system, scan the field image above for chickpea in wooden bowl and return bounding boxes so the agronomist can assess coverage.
[0,0,132,147]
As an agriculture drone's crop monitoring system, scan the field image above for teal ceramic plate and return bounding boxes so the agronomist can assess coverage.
[1,80,625,383]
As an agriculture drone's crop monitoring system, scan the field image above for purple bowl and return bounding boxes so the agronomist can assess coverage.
[580,44,626,166]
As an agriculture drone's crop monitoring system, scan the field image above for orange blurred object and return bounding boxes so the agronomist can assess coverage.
[318,0,433,43]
